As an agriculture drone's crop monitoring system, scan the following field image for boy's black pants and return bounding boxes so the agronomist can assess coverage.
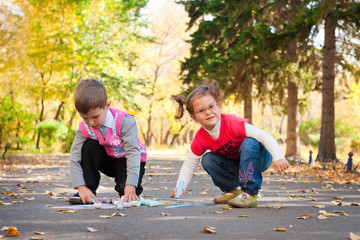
[80,139,145,196]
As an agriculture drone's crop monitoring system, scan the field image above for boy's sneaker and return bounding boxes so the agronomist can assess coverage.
[213,188,243,204]
[228,191,257,208]
[69,193,82,205]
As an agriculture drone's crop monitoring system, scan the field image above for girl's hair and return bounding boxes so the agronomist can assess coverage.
[74,78,108,114]
[174,81,221,119]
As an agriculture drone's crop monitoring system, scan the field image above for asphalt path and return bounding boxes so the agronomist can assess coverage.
[1,154,359,240]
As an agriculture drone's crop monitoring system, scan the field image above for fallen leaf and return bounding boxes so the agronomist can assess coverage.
[34,231,45,235]
[318,210,327,214]
[350,232,360,240]
[199,191,208,195]
[350,203,359,206]
[333,195,344,199]
[323,213,339,217]
[274,227,286,232]
[309,196,318,202]
[45,191,53,195]
[111,212,128,217]
[5,226,19,237]
[266,204,284,209]
[222,206,232,210]
[213,211,223,214]
[334,210,348,216]
[29,237,43,240]
[99,215,113,219]
[313,204,325,208]
[331,200,342,206]
[317,215,328,220]
[160,212,171,216]
[51,209,78,213]
[297,214,312,219]
[237,215,251,218]
[87,227,98,232]
[24,197,35,201]
[201,227,216,234]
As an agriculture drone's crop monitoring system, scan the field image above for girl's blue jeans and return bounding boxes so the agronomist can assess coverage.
[201,138,272,195]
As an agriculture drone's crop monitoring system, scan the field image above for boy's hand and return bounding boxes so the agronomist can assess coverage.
[77,185,98,204]
[122,185,138,203]
[274,158,290,173]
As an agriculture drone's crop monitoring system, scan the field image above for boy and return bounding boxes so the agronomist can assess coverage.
[68,78,146,204]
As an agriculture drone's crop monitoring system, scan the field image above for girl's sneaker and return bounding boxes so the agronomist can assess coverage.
[213,188,243,204]
[228,191,257,208]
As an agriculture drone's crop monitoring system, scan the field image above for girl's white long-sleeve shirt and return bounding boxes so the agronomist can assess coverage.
[177,119,285,189]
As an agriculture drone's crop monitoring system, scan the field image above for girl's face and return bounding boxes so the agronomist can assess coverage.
[190,94,221,130]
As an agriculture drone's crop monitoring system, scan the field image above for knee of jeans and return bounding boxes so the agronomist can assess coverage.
[201,152,215,170]
[238,138,261,156]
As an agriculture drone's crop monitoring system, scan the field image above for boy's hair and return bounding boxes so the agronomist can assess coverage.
[74,78,108,114]
[174,81,222,119]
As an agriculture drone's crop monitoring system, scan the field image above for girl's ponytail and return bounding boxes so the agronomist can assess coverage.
[174,95,187,119]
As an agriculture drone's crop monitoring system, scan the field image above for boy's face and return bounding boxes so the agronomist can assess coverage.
[79,102,110,129]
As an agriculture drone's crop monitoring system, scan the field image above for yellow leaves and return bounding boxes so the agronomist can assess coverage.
[201,227,216,234]
[237,215,251,218]
[5,226,19,237]
[50,209,78,213]
[274,227,286,232]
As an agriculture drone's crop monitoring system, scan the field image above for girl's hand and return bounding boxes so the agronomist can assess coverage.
[170,188,184,198]
[77,185,98,204]
[122,185,138,203]
[274,158,289,173]
[170,188,177,198]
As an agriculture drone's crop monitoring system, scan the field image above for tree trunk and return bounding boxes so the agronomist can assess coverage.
[285,0,300,158]
[145,103,153,147]
[54,101,64,121]
[36,97,45,149]
[285,38,299,157]
[243,76,252,124]
[317,10,337,160]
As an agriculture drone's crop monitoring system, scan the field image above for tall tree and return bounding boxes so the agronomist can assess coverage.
[317,0,360,160]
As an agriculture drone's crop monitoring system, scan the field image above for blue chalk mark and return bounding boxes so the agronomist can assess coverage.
[165,203,209,208]
[175,180,184,199]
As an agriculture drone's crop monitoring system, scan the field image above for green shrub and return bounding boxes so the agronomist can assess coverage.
[36,120,74,153]
[299,118,359,152]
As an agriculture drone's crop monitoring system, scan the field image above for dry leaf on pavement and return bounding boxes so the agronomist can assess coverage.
[237,215,251,218]
[5,226,19,237]
[201,227,216,234]
[350,232,360,240]
[274,227,286,232]
[87,227,98,232]
[297,214,312,219]
[317,215,328,220]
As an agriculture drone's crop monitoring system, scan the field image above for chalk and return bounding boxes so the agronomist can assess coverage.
[93,202,103,209]
[130,200,141,207]
[175,180,184,199]
[149,201,159,207]
[116,203,123,210]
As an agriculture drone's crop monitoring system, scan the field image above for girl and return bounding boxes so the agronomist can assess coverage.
[170,82,289,208]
